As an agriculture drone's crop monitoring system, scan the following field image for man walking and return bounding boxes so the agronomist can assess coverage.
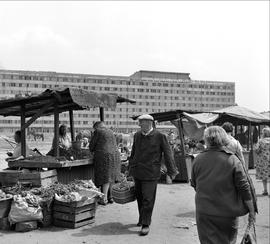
[129,114,179,236]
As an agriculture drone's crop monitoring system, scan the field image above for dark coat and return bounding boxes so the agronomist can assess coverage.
[129,129,178,180]
[191,147,251,217]
[89,128,120,186]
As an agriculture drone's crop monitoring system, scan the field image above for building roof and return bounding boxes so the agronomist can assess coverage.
[0,87,136,118]
[130,70,191,80]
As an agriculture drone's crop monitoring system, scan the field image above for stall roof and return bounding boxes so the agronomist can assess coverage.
[132,109,205,122]
[133,106,270,126]
[0,88,136,118]
[210,106,270,125]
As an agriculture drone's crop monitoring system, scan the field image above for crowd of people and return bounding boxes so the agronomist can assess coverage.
[5,116,270,243]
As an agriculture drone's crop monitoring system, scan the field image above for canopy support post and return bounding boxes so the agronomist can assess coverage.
[69,109,75,142]
[99,107,104,121]
[20,104,26,157]
[54,104,60,157]
[247,123,251,151]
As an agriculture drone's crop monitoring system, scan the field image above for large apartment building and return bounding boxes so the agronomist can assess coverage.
[0,69,235,134]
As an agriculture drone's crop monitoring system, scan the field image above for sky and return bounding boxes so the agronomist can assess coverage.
[0,1,269,112]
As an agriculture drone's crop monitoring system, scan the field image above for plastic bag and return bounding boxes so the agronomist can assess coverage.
[8,197,43,224]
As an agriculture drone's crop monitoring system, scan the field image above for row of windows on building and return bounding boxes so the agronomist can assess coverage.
[0,84,235,98]
[0,74,233,90]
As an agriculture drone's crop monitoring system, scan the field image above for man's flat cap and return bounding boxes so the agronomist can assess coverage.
[138,114,154,121]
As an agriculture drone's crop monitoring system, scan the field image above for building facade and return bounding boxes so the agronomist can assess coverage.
[0,69,235,135]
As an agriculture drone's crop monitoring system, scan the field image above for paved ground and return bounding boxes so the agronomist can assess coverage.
[0,169,269,244]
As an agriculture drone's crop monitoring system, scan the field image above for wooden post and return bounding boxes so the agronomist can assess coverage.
[234,124,237,138]
[69,109,75,142]
[99,107,104,121]
[176,114,188,181]
[247,123,250,151]
[54,104,60,157]
[20,104,26,157]
[250,124,254,150]
[249,123,254,168]
[178,119,186,156]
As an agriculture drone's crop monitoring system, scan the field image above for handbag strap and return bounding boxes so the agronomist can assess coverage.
[235,152,258,214]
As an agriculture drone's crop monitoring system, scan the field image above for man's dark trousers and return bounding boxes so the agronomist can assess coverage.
[134,179,158,226]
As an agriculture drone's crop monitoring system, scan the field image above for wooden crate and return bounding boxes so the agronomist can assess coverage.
[0,217,12,230]
[0,169,22,186]
[19,169,58,187]
[56,164,94,184]
[0,197,13,218]
[0,169,57,187]
[39,198,54,227]
[53,199,96,229]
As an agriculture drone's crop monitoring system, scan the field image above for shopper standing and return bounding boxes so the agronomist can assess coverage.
[89,121,121,205]
[255,127,270,195]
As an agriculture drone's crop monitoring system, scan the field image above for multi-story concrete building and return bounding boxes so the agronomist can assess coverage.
[0,69,235,135]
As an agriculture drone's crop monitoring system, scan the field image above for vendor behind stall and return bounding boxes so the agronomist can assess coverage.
[47,124,72,159]
[8,130,40,158]
[56,124,72,150]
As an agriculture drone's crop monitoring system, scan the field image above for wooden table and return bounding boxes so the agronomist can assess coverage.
[8,158,94,184]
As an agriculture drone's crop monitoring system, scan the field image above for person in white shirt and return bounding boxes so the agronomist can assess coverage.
[11,130,39,158]
[51,124,72,150]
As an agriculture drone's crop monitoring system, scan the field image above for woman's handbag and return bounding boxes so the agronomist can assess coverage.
[240,222,257,244]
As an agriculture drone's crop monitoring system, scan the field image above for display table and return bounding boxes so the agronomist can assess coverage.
[8,158,94,184]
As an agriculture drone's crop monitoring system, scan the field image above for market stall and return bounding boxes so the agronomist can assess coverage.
[132,106,270,182]
[0,87,136,231]
[0,87,135,184]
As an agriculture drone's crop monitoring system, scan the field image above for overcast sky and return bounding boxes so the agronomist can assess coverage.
[0,1,269,112]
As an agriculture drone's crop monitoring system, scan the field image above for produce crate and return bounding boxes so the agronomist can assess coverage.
[0,169,58,187]
[53,198,96,229]
[112,182,136,204]
[15,221,37,232]
[0,169,22,186]
[39,198,54,227]
[0,197,13,218]
[19,170,58,187]
[0,217,12,230]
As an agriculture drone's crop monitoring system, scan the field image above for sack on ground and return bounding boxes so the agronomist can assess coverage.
[8,197,43,224]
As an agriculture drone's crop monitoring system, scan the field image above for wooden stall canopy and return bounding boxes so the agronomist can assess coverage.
[132,105,270,167]
[0,87,136,157]
[0,87,136,117]
[131,109,204,122]
[210,106,270,126]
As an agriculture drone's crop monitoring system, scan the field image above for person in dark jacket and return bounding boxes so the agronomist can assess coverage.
[89,121,121,205]
[129,114,179,236]
[191,126,255,244]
